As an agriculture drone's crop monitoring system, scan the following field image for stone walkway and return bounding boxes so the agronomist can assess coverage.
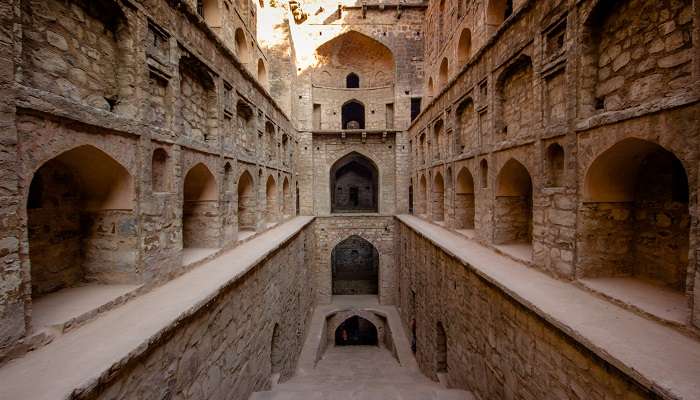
[251,346,473,400]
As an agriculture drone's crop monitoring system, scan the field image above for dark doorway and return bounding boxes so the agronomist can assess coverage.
[332,235,379,295]
[346,73,360,88]
[331,152,378,213]
[341,100,365,129]
[335,316,378,345]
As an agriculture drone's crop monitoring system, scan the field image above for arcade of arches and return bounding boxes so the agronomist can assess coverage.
[1,0,699,400]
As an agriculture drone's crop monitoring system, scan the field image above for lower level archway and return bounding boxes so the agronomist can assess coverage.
[335,316,378,346]
[331,235,379,295]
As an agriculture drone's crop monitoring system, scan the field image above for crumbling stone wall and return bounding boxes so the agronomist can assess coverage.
[396,221,655,399]
[409,0,699,328]
[581,0,693,114]
[83,224,316,400]
[1,0,299,358]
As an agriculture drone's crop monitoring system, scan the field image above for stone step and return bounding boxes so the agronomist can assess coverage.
[250,387,474,400]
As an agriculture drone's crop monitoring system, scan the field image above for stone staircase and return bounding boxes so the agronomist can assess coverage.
[250,346,474,400]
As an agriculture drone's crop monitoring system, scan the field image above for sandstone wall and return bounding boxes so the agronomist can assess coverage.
[1,0,300,358]
[409,0,700,329]
[81,223,316,400]
[395,220,655,400]
[312,216,396,304]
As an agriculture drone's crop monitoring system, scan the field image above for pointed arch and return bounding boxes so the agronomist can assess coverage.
[432,172,445,222]
[579,138,689,290]
[332,235,379,295]
[341,99,365,129]
[495,159,532,245]
[455,167,475,229]
[27,145,136,297]
[330,151,379,213]
[265,175,278,224]
[238,170,256,232]
[282,177,292,216]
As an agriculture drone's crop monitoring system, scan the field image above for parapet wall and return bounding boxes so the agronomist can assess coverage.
[394,217,672,399]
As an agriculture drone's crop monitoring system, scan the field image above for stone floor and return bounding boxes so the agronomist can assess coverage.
[579,277,688,325]
[32,283,141,333]
[251,294,474,400]
[182,247,219,265]
[251,346,473,400]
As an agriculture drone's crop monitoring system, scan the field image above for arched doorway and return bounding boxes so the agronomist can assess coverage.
[332,235,379,295]
[341,100,365,129]
[237,170,256,233]
[346,72,359,88]
[580,138,689,291]
[183,163,219,249]
[495,159,532,246]
[436,322,447,374]
[417,174,427,215]
[330,152,379,213]
[27,145,135,297]
[335,316,378,346]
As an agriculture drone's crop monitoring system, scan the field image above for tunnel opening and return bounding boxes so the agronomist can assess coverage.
[335,316,378,346]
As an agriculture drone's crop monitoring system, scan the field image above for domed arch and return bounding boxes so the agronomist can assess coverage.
[313,31,395,87]
[27,145,136,297]
[331,235,379,295]
[579,138,689,290]
[330,151,379,213]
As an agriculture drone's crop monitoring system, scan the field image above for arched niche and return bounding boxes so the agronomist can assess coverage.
[330,152,378,213]
[335,316,378,346]
[27,145,135,297]
[486,0,513,27]
[428,77,434,98]
[346,72,359,88]
[579,138,689,290]
[439,57,449,89]
[201,0,222,27]
[235,28,250,63]
[151,148,170,193]
[457,29,471,65]
[257,59,268,88]
[495,159,532,245]
[496,55,533,138]
[432,172,445,222]
[265,175,278,224]
[418,174,428,215]
[237,170,256,232]
[312,31,395,87]
[455,167,475,229]
[436,322,447,373]
[545,143,565,187]
[183,163,219,249]
[282,177,292,216]
[341,100,365,129]
[331,235,379,295]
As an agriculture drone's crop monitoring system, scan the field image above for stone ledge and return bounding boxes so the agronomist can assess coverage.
[396,214,700,400]
[0,217,314,400]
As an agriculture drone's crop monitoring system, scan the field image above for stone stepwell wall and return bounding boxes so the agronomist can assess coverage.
[80,227,316,400]
[395,220,655,400]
